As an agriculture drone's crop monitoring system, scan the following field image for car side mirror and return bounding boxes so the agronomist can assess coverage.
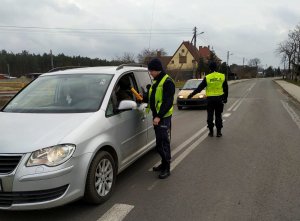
[118,100,137,111]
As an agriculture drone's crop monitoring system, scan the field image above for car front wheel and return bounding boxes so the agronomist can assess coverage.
[84,151,116,204]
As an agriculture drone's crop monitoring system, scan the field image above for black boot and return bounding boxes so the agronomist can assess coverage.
[159,169,170,179]
[158,163,170,179]
[208,128,214,137]
[216,129,222,137]
[153,164,163,172]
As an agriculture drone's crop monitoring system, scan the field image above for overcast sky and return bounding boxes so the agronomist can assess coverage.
[0,0,300,68]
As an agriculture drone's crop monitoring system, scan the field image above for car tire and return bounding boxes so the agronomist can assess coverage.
[178,106,183,110]
[83,151,116,204]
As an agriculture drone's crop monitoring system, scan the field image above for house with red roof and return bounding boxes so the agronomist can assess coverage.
[143,41,221,81]
[166,41,221,80]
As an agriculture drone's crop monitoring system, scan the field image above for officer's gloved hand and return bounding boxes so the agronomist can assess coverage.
[222,98,227,104]
[187,93,194,99]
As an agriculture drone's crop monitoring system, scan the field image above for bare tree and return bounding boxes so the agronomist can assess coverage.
[114,52,136,64]
[137,48,167,63]
[248,58,261,67]
[276,40,295,76]
[289,25,300,80]
[276,23,300,80]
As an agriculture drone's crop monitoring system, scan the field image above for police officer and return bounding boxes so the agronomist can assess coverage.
[188,61,228,137]
[147,58,175,179]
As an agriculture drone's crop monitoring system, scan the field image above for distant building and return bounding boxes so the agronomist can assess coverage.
[230,65,258,79]
[0,74,10,79]
[144,41,221,81]
[144,51,172,71]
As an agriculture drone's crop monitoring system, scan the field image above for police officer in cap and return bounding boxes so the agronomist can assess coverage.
[146,58,175,179]
[188,61,228,137]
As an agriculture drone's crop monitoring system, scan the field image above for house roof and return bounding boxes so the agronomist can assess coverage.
[182,41,200,60]
[199,46,211,59]
[144,41,222,70]
[171,41,220,62]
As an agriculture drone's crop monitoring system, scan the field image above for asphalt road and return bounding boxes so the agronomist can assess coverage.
[1,78,300,221]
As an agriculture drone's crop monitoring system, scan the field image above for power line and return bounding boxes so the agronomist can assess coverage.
[0,25,191,33]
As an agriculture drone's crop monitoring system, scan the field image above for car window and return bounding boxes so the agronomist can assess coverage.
[106,73,136,117]
[133,71,152,95]
[182,80,202,90]
[3,74,113,113]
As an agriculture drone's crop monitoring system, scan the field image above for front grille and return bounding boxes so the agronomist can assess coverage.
[0,185,69,207]
[0,155,22,174]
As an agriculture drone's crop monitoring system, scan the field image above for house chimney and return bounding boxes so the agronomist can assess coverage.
[157,50,161,57]
[208,45,210,50]
[199,46,202,50]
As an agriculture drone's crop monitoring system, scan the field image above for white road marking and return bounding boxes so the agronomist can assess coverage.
[223,113,231,118]
[281,100,300,130]
[170,132,209,171]
[147,180,159,191]
[232,98,245,111]
[148,115,228,189]
[227,99,240,111]
[97,204,134,221]
[227,82,256,112]
[148,125,208,171]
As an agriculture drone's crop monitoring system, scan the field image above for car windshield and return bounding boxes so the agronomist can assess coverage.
[3,74,113,113]
[182,80,202,90]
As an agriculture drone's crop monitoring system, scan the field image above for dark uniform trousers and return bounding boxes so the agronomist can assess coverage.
[154,116,171,171]
[207,96,224,130]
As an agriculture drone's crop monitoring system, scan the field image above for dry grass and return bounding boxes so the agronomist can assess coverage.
[0,97,11,108]
[0,79,30,108]
[0,82,27,91]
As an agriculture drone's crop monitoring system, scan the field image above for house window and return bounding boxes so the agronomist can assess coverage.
[181,49,185,53]
[179,55,187,64]
[171,60,174,64]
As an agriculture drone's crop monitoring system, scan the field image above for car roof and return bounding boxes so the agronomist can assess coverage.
[41,66,148,77]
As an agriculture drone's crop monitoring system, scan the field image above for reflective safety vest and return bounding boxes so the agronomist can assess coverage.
[148,74,173,118]
[205,72,225,96]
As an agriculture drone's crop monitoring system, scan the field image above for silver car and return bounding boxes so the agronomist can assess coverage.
[0,65,155,210]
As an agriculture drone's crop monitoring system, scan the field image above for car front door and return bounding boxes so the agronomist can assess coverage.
[133,70,156,146]
[105,72,148,167]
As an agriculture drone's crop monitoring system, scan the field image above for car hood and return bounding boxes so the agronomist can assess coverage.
[178,89,206,98]
[0,112,93,153]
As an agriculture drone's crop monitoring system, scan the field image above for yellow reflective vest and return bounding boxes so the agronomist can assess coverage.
[148,74,173,118]
[205,72,225,96]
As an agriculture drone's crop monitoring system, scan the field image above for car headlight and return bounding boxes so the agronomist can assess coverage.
[178,95,184,99]
[199,94,204,98]
[26,144,76,167]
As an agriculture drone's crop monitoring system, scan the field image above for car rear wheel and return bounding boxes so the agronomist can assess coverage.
[178,106,183,110]
[83,151,116,204]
